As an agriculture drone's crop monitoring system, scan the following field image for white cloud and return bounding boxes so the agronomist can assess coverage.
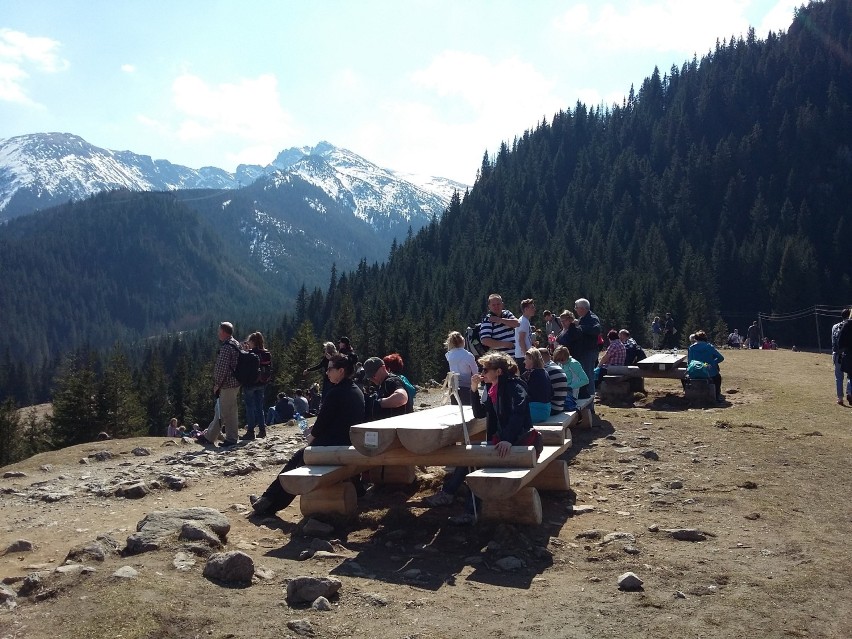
[121,64,136,73]
[758,0,800,35]
[553,1,753,54]
[0,28,69,105]
[171,73,297,141]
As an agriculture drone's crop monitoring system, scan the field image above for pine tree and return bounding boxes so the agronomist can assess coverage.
[0,398,21,466]
[49,352,102,446]
[99,345,146,439]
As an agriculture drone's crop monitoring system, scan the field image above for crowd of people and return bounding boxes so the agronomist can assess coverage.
[181,296,731,524]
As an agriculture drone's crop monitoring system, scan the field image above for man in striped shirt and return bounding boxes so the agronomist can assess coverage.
[539,347,569,414]
[479,294,520,354]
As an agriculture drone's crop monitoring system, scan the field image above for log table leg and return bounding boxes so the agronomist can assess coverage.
[299,482,357,517]
[480,487,542,526]
[528,460,571,492]
[366,465,417,485]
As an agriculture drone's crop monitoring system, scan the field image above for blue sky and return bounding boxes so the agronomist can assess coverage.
[1,0,802,184]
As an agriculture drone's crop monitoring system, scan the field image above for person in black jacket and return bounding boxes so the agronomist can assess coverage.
[250,354,364,516]
[423,352,537,524]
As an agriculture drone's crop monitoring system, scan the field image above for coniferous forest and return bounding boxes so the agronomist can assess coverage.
[0,0,850,463]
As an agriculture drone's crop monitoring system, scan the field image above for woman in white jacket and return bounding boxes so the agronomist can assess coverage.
[444,331,479,405]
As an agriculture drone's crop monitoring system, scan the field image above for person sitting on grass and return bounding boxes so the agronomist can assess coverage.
[423,351,538,525]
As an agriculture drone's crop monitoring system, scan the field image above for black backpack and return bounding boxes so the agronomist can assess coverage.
[466,323,489,358]
[229,343,261,386]
[256,349,273,384]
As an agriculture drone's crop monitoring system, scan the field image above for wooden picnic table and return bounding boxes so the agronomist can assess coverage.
[636,352,687,371]
[348,404,484,457]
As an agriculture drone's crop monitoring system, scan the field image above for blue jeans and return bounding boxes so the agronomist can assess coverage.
[244,385,266,432]
[834,356,852,399]
[266,407,278,425]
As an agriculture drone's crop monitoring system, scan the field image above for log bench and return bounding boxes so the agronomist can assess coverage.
[465,440,573,526]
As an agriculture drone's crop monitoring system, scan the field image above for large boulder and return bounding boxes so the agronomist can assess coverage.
[203,551,255,584]
[125,508,230,555]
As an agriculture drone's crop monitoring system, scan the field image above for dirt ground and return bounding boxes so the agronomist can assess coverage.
[1,349,851,639]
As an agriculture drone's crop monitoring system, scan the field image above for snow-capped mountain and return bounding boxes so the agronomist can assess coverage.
[0,133,468,226]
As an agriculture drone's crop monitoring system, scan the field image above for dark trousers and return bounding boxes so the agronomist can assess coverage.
[450,386,472,406]
[260,447,306,513]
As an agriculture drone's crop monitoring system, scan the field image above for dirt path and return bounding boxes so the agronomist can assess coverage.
[1,349,851,638]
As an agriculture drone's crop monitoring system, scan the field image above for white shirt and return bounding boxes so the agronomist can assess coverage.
[515,315,532,358]
[445,347,479,387]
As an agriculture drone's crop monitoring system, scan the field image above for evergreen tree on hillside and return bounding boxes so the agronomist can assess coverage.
[99,345,146,439]
[0,399,21,467]
[50,351,102,446]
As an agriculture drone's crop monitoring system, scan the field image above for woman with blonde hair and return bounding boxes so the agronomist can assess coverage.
[444,331,478,405]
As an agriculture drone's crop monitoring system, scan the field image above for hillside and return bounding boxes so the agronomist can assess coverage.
[307,0,851,378]
[1,350,850,638]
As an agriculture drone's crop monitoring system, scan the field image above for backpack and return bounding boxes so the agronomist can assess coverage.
[228,343,261,386]
[398,374,417,413]
[256,349,273,384]
[466,323,489,358]
[686,360,711,378]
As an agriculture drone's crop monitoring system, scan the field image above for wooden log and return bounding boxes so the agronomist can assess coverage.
[299,482,357,517]
[395,407,484,454]
[365,465,417,485]
[480,487,542,526]
[303,444,537,468]
[536,424,571,446]
[348,425,403,457]
[574,397,595,429]
[528,460,571,492]
[279,464,364,495]
[465,443,570,500]
[349,404,478,457]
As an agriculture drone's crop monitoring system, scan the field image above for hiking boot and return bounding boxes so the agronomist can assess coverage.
[195,434,212,445]
[219,439,239,448]
[423,491,454,507]
[257,428,267,438]
[250,494,274,515]
[448,513,477,526]
[240,431,255,441]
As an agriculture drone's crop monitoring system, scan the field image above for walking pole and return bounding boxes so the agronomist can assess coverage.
[448,372,477,521]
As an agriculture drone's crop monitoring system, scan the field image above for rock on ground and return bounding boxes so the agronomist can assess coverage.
[286,576,342,605]
[203,551,255,584]
[125,508,230,555]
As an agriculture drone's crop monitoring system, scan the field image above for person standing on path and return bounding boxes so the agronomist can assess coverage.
[197,322,241,448]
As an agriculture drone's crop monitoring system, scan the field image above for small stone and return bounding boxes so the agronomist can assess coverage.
[254,566,275,580]
[618,572,644,591]
[744,512,761,521]
[42,491,74,502]
[4,539,34,554]
[309,538,334,553]
[402,568,422,580]
[286,576,342,604]
[89,450,113,462]
[571,504,596,515]
[664,528,707,542]
[738,480,758,489]
[0,584,16,603]
[173,552,196,572]
[2,471,26,478]
[54,564,96,575]
[113,566,139,579]
[669,480,684,489]
[648,524,659,532]
[286,619,314,636]
[131,447,151,456]
[674,591,687,599]
[203,551,255,584]
[118,482,149,499]
[602,532,635,544]
[495,556,525,571]
[311,596,332,611]
[642,450,660,461]
[302,519,334,538]
[79,458,89,465]
[18,573,43,597]
[299,550,314,560]
[39,464,53,472]
[362,592,388,606]
[179,522,223,548]
[576,530,602,540]
[623,545,641,555]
